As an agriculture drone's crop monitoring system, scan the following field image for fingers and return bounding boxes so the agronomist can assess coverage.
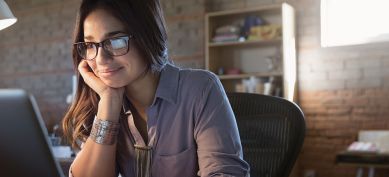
[78,61,93,85]
[77,60,125,98]
[78,60,93,77]
[78,60,105,94]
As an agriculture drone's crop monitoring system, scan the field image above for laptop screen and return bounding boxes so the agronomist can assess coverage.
[0,89,65,177]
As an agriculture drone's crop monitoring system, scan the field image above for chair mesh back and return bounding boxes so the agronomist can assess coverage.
[227,93,305,177]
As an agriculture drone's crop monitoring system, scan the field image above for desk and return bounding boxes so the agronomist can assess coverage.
[336,151,389,177]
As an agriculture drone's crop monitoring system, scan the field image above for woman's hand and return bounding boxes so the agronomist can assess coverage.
[78,60,124,121]
[78,60,124,97]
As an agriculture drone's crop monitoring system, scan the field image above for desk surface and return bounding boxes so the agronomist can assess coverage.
[336,151,389,168]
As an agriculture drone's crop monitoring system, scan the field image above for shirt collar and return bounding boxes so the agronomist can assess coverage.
[123,97,132,115]
[153,63,180,104]
[122,64,180,115]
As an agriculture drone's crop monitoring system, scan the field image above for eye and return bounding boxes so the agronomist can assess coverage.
[85,43,95,49]
[109,37,127,50]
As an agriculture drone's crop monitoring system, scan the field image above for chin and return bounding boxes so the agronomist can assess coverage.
[102,79,127,88]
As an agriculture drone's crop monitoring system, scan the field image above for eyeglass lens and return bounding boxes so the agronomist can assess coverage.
[76,36,129,60]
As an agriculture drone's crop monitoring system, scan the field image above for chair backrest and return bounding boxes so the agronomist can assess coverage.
[227,92,305,177]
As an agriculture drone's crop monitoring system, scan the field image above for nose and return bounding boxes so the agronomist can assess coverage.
[95,46,112,65]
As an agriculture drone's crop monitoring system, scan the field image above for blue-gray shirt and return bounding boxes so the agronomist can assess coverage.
[116,64,250,177]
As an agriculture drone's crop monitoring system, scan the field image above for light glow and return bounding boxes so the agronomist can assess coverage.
[282,3,296,101]
[0,18,16,30]
[321,0,389,47]
[0,0,17,30]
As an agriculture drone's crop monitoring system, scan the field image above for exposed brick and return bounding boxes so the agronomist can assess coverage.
[314,120,334,130]
[346,78,382,89]
[327,107,352,116]
[345,58,382,70]
[363,67,386,78]
[299,79,346,91]
[299,71,327,81]
[0,0,77,131]
[328,69,362,80]
[344,97,369,107]
[3,0,389,177]
[311,60,345,72]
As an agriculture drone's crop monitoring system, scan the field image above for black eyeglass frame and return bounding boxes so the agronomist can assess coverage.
[74,35,134,60]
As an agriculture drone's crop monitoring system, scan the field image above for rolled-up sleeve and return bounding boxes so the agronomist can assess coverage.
[194,73,250,177]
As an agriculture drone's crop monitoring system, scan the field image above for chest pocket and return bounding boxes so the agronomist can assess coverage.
[155,146,198,177]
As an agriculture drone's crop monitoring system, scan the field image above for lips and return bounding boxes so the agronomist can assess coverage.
[99,67,121,73]
[98,67,123,77]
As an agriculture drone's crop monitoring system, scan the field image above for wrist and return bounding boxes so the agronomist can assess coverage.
[89,116,120,145]
[99,88,124,101]
[98,93,123,122]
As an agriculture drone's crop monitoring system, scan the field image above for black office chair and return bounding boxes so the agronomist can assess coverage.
[227,92,305,177]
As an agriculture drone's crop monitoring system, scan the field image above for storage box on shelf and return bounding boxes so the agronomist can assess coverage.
[205,3,297,101]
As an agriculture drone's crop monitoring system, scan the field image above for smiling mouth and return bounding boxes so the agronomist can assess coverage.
[100,68,121,73]
[99,67,123,76]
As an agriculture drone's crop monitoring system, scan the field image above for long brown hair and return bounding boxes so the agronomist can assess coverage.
[62,0,169,149]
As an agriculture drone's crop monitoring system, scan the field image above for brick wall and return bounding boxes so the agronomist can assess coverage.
[0,0,205,132]
[1,0,389,176]
[206,0,389,176]
[162,0,205,68]
[294,0,389,176]
[0,0,78,131]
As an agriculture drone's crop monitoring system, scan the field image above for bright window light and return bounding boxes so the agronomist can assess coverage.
[321,0,389,47]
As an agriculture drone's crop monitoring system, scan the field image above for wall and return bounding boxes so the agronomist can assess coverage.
[1,0,389,176]
[0,0,205,131]
[162,0,205,68]
[198,0,389,176]
[294,0,389,176]
[0,0,78,131]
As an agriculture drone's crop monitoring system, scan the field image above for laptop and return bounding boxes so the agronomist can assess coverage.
[0,89,65,177]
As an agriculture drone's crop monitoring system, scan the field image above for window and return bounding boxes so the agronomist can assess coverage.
[321,0,389,47]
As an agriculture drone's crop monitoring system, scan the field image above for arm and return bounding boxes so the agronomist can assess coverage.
[195,73,250,177]
[69,61,124,177]
[69,91,122,177]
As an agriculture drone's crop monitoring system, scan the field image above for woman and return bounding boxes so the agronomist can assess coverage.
[62,0,250,176]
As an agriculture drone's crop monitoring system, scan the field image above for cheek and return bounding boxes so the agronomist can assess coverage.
[128,48,147,67]
[117,51,145,71]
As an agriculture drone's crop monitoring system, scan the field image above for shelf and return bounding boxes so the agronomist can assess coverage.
[206,4,282,17]
[218,72,283,80]
[208,39,281,47]
[205,3,296,101]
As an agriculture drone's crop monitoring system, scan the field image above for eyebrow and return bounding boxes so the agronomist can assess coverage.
[84,31,126,41]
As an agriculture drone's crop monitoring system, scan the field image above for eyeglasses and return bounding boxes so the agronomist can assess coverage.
[74,35,133,60]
